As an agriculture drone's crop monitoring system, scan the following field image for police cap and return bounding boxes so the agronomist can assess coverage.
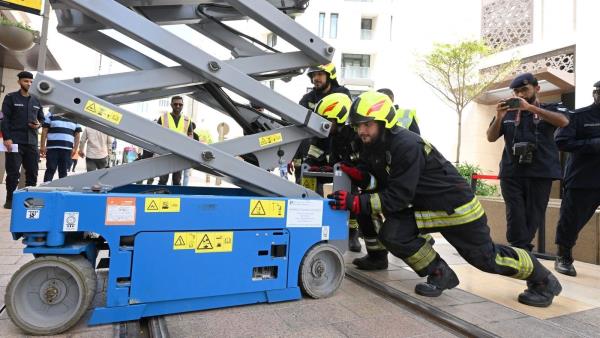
[510,73,538,89]
[594,80,600,88]
[17,71,34,79]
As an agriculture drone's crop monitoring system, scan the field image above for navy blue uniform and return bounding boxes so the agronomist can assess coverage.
[555,103,600,249]
[494,103,567,250]
[1,91,44,201]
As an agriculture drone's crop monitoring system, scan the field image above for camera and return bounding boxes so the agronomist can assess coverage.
[513,142,536,164]
[502,98,521,109]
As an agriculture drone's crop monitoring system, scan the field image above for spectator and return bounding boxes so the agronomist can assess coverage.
[41,113,82,182]
[78,128,113,171]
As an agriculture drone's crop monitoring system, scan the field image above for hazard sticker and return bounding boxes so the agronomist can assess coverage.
[173,232,233,253]
[105,197,136,225]
[301,176,317,192]
[145,197,180,213]
[249,199,285,218]
[258,133,283,147]
[84,100,123,125]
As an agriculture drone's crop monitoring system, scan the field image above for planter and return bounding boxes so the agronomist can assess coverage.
[0,25,35,52]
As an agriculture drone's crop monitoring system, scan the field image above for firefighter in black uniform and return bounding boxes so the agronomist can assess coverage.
[377,88,421,135]
[553,80,600,277]
[329,91,562,307]
[486,73,569,251]
[292,64,351,183]
[303,93,361,252]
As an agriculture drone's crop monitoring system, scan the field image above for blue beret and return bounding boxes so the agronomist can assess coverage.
[510,73,537,89]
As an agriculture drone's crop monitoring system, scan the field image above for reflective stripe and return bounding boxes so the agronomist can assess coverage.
[405,241,437,272]
[369,193,382,214]
[419,233,434,243]
[307,144,324,158]
[371,215,383,233]
[349,218,359,229]
[414,197,485,229]
[495,247,533,280]
[397,108,417,129]
[366,174,377,190]
[364,237,386,251]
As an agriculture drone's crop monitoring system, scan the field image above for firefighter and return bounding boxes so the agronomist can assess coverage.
[553,80,600,276]
[328,91,562,307]
[377,88,420,135]
[292,64,351,183]
[304,93,362,252]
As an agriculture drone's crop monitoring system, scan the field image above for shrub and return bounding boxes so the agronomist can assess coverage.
[454,162,499,196]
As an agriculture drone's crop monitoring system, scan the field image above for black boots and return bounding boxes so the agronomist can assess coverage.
[518,273,562,307]
[348,228,362,252]
[555,246,576,277]
[3,199,12,209]
[415,260,459,297]
[352,251,388,270]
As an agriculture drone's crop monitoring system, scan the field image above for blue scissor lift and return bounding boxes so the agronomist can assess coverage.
[5,1,349,335]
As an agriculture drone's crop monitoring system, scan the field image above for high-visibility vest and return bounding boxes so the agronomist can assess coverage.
[161,113,191,136]
[396,108,418,129]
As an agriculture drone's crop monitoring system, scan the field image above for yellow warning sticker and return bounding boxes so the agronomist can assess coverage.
[0,0,42,14]
[84,100,123,125]
[249,199,285,218]
[145,198,180,213]
[258,133,283,147]
[173,232,233,253]
[301,177,317,192]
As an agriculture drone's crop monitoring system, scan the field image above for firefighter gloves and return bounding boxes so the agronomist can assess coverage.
[328,190,361,215]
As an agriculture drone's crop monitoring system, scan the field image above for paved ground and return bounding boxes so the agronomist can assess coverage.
[1,167,600,337]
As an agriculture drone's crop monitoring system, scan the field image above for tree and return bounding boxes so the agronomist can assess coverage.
[417,40,517,163]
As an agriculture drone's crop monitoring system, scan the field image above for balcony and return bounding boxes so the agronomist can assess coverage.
[360,29,373,40]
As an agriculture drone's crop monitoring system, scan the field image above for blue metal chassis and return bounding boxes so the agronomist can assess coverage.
[9,185,348,325]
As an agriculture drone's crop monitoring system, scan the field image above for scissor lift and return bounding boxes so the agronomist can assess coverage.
[4,1,350,335]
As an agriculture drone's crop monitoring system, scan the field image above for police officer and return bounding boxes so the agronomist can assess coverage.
[304,93,362,252]
[486,73,569,251]
[553,81,600,277]
[292,64,352,183]
[1,71,45,209]
[329,91,562,307]
[377,88,420,135]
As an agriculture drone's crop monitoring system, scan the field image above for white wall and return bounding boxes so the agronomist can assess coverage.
[575,0,600,108]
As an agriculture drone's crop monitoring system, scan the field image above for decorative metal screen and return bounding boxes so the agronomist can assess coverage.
[513,52,574,75]
[481,0,533,50]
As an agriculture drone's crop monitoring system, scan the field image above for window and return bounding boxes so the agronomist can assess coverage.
[318,12,325,38]
[267,33,277,47]
[361,18,373,40]
[159,99,170,108]
[329,13,338,39]
[341,54,371,79]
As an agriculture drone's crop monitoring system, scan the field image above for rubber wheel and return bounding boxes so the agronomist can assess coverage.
[4,255,97,335]
[299,243,344,298]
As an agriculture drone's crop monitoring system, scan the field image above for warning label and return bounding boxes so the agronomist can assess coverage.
[249,199,285,218]
[301,177,317,192]
[0,0,42,15]
[258,133,283,147]
[84,100,123,125]
[173,232,233,253]
[145,197,180,213]
[105,197,136,225]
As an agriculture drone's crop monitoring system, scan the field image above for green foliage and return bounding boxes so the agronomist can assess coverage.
[454,162,499,197]
[0,17,35,32]
[417,39,519,163]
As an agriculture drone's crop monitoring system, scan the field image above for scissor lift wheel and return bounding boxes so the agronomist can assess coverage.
[299,243,344,299]
[5,255,97,335]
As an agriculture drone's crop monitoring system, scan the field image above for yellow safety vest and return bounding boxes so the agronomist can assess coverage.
[161,113,191,136]
[396,108,417,129]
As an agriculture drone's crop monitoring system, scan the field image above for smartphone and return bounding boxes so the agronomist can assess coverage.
[503,98,521,109]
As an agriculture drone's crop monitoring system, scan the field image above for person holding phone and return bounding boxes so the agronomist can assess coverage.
[486,73,569,251]
[1,71,45,209]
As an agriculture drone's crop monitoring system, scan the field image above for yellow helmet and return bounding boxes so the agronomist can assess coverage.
[314,93,351,124]
[306,63,338,81]
[349,91,398,129]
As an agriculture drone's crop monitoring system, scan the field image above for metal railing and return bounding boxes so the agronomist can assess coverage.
[340,66,371,79]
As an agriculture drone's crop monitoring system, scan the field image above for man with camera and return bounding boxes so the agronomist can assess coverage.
[553,81,600,277]
[487,73,569,251]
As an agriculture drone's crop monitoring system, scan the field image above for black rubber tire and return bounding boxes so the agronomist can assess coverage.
[4,255,97,335]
